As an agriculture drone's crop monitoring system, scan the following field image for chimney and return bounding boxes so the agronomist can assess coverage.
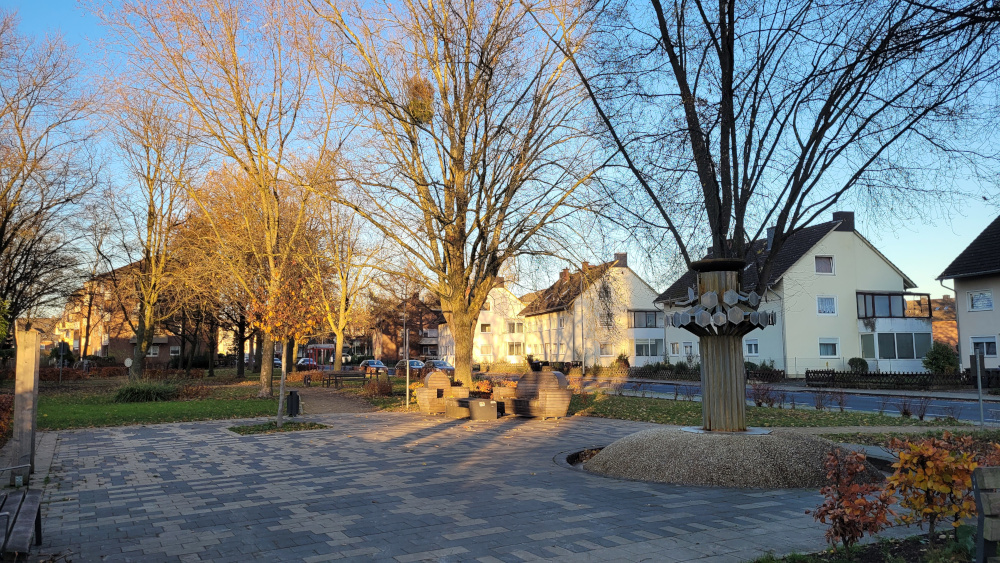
[560,268,569,281]
[766,227,776,251]
[614,252,628,268]
[832,211,854,232]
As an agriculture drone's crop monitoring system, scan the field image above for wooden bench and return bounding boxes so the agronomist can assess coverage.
[974,466,1000,562]
[321,371,368,389]
[0,489,41,559]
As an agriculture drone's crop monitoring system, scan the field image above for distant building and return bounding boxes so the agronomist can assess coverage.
[938,215,1000,370]
[437,281,526,365]
[658,212,932,375]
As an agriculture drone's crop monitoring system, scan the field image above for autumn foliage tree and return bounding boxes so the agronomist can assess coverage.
[812,451,894,551]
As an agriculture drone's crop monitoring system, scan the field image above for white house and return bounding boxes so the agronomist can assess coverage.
[938,214,1000,370]
[437,282,527,365]
[657,212,933,376]
[520,253,665,367]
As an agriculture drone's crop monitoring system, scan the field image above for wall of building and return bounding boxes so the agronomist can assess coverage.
[954,275,1000,370]
[437,287,525,365]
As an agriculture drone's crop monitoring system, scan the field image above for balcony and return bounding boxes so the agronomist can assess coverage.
[856,292,931,319]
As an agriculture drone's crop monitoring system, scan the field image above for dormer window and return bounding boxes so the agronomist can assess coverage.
[969,290,993,312]
[815,255,834,274]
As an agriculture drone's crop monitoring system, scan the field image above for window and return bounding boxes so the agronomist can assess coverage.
[555,343,563,356]
[860,334,876,359]
[635,340,650,357]
[877,333,896,359]
[146,346,159,358]
[745,339,759,357]
[815,255,834,274]
[969,290,994,312]
[507,321,524,334]
[558,315,567,328]
[508,342,523,356]
[683,342,693,356]
[876,333,933,360]
[599,342,613,356]
[914,333,932,358]
[169,346,181,357]
[670,342,680,356]
[635,339,663,357]
[818,338,839,358]
[480,344,493,356]
[480,323,491,333]
[817,296,837,315]
[972,336,998,358]
[599,311,614,328]
[631,311,665,328]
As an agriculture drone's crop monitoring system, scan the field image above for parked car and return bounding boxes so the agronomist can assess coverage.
[273,358,282,369]
[394,359,425,374]
[422,359,455,377]
[358,359,388,375]
[296,358,317,369]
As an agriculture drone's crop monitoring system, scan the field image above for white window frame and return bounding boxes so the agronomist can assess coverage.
[969,290,994,312]
[146,345,160,358]
[635,339,651,357]
[599,342,613,357]
[507,321,524,334]
[480,344,493,356]
[558,314,567,328]
[682,342,693,356]
[814,255,835,275]
[816,295,838,316]
[971,336,998,358]
[818,338,840,359]
[670,342,680,356]
[480,323,491,333]
[508,342,523,356]
[169,346,181,357]
[745,339,759,357]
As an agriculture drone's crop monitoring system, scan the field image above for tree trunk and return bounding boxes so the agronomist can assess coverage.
[185,316,201,378]
[207,318,217,377]
[450,310,475,387]
[699,333,746,431]
[178,312,187,370]
[129,306,148,381]
[253,332,263,374]
[259,332,273,398]
[332,328,344,371]
[276,338,291,429]
[236,315,246,378]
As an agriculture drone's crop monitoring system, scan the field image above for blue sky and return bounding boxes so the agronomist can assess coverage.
[10,0,999,296]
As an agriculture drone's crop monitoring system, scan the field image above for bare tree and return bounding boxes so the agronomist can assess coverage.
[98,0,334,397]
[538,0,1000,429]
[313,0,600,385]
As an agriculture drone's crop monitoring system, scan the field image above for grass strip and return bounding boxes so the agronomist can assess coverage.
[229,421,329,435]
[38,395,278,430]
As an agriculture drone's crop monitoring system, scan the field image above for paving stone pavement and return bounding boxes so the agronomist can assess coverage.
[38,413,910,562]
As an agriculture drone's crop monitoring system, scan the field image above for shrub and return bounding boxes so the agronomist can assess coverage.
[812,450,894,550]
[472,379,492,393]
[748,382,776,407]
[362,379,393,397]
[847,357,868,373]
[886,433,978,544]
[113,381,179,403]
[0,394,13,445]
[409,381,424,393]
[744,360,759,372]
[924,341,960,374]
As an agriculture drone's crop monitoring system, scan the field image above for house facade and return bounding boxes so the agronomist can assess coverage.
[520,253,665,367]
[437,283,526,365]
[658,212,933,376]
[938,215,1000,370]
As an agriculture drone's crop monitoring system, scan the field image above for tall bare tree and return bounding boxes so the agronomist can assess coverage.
[539,0,1000,429]
[98,0,334,396]
[314,0,600,385]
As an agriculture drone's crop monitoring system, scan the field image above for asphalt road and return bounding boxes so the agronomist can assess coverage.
[619,380,1000,424]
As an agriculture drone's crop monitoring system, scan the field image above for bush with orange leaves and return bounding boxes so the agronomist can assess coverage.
[472,379,493,394]
[886,432,978,544]
[812,450,894,550]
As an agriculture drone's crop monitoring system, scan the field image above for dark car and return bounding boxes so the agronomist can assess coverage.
[358,359,388,375]
[273,358,282,369]
[296,358,317,369]
[422,359,455,377]
[394,359,425,374]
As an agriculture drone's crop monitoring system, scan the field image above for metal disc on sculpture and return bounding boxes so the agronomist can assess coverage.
[748,292,760,307]
[712,312,727,326]
[723,289,740,306]
[680,312,691,326]
[701,291,718,308]
[749,311,760,325]
[760,314,769,327]
[695,310,712,327]
[688,287,696,301]
[673,312,682,327]
[727,306,744,324]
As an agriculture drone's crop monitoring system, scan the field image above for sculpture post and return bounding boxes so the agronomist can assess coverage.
[11,320,41,485]
[667,259,774,432]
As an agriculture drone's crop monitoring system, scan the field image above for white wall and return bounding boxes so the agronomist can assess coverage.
[437,286,525,365]
[955,276,1000,370]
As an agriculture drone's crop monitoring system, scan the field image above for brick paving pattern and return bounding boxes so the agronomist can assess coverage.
[39,413,903,562]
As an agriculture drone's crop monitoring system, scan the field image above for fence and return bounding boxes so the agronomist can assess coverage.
[805,369,970,390]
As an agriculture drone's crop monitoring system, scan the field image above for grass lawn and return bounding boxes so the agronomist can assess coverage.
[229,421,328,435]
[35,378,279,430]
[337,377,417,411]
[822,428,1000,454]
[569,393,967,428]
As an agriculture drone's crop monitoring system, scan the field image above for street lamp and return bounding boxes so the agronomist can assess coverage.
[401,304,410,410]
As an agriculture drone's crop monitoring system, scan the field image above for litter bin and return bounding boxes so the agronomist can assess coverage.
[468,399,498,420]
[286,390,300,417]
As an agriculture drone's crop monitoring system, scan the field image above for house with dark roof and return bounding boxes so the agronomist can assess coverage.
[657,212,933,376]
[938,215,1000,369]
[520,253,664,367]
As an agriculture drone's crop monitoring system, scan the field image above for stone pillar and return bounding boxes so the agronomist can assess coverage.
[11,321,40,486]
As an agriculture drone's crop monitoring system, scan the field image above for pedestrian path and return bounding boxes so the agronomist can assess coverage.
[32,413,926,562]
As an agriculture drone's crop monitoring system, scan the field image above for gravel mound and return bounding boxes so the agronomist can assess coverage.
[584,428,882,489]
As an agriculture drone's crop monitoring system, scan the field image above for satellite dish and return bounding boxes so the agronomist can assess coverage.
[124,358,133,368]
